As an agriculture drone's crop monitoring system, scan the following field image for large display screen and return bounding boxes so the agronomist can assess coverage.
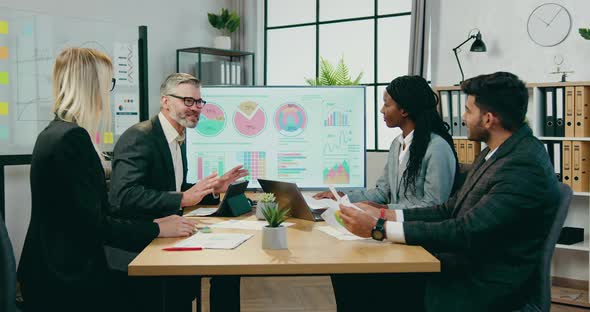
[186,86,366,190]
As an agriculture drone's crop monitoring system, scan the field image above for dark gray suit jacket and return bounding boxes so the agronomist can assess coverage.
[109,115,219,220]
[403,125,559,311]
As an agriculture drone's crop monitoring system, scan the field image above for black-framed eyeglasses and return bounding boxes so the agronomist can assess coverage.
[110,78,116,92]
[167,94,207,108]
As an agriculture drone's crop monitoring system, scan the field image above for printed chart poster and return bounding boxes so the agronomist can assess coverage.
[114,93,139,135]
[114,43,138,87]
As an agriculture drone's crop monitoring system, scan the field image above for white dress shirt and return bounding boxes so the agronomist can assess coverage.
[158,112,184,193]
[385,142,499,243]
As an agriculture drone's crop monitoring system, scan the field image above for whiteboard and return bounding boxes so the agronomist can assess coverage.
[0,7,141,155]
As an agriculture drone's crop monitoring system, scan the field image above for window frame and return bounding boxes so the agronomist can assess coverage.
[264,0,412,152]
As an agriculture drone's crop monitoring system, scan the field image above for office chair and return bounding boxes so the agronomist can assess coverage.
[0,215,17,312]
[518,183,572,312]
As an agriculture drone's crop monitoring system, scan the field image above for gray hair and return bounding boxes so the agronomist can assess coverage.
[159,73,200,97]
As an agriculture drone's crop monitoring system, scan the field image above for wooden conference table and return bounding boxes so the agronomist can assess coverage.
[128,209,440,311]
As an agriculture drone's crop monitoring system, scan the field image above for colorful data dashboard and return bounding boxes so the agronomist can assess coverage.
[186,86,366,189]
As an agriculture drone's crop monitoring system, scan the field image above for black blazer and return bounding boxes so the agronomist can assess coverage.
[18,119,159,311]
[403,125,560,311]
[109,115,219,220]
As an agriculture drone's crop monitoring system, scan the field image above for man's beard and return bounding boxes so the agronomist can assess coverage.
[468,119,489,142]
[170,107,199,128]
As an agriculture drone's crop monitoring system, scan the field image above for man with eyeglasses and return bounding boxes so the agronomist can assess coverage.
[108,73,247,312]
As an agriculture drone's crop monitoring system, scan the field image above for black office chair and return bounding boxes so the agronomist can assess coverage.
[0,215,17,312]
[518,183,572,312]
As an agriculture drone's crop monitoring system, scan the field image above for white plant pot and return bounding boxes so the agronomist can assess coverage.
[262,225,288,249]
[256,202,276,220]
[213,35,231,50]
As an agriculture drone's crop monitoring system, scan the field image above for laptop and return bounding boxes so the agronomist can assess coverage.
[184,180,251,217]
[257,178,326,222]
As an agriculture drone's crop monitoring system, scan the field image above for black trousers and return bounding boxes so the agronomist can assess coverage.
[331,273,427,312]
[111,271,241,312]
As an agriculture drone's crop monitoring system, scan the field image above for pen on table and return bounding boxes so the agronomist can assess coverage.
[162,247,203,251]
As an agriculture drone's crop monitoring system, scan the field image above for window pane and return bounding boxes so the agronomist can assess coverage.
[377,16,411,83]
[320,0,374,21]
[267,26,316,85]
[267,0,316,27]
[319,20,374,84]
[365,86,375,150]
[378,0,412,15]
[377,86,402,150]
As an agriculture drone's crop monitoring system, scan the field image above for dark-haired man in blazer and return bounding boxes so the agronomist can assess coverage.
[337,72,560,312]
[109,73,248,312]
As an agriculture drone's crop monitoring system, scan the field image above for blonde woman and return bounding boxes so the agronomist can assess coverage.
[18,48,200,311]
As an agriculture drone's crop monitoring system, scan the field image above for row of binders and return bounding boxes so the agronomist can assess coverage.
[439,90,466,136]
[197,61,242,85]
[543,86,590,137]
[453,139,481,164]
[545,141,590,192]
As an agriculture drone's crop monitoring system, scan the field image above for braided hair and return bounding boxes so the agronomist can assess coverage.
[385,75,459,197]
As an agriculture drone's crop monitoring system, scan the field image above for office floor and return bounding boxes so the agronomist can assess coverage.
[198,276,590,312]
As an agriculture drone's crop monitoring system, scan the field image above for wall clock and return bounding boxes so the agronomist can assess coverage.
[527,3,572,47]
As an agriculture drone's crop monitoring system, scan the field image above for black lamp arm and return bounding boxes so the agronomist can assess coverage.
[452,35,476,84]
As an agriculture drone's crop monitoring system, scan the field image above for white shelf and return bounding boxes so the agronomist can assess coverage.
[556,240,590,252]
[539,137,590,141]
[573,192,590,197]
[452,136,468,139]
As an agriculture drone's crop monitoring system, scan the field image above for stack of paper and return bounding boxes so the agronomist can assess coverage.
[302,194,336,210]
[174,232,253,249]
[210,220,294,230]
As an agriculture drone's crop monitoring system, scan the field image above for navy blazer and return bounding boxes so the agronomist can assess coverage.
[402,125,560,311]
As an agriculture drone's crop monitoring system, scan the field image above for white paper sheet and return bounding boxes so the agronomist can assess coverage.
[302,194,336,210]
[317,226,369,241]
[320,194,369,236]
[184,208,219,217]
[210,220,294,230]
[174,232,253,249]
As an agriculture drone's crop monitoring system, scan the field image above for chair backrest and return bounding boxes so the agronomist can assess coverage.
[520,183,572,312]
[0,215,17,312]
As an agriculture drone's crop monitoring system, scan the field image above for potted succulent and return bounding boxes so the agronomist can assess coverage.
[208,8,240,50]
[256,192,276,220]
[261,204,290,250]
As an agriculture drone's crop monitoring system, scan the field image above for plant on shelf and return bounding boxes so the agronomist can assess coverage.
[305,55,363,86]
[207,8,240,50]
[580,28,590,40]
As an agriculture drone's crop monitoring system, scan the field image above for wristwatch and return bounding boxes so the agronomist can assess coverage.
[371,209,387,241]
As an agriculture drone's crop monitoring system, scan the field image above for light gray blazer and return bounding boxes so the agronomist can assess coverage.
[348,133,456,210]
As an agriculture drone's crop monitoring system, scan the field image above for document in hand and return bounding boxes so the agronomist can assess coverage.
[320,194,367,236]
[174,232,253,249]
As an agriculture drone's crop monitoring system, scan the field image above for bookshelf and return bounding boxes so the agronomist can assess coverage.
[434,81,590,308]
[176,47,255,86]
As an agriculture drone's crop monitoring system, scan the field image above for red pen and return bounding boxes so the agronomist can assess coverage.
[162,247,203,251]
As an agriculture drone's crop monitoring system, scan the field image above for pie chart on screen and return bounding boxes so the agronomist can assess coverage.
[233,101,266,137]
[275,103,307,137]
[195,103,226,137]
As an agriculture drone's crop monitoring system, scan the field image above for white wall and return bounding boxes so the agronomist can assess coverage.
[430,0,590,86]
[0,0,230,263]
[430,0,590,281]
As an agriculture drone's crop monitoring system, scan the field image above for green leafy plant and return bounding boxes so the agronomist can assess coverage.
[259,192,276,203]
[208,8,240,35]
[262,206,290,228]
[580,28,590,40]
[305,56,363,86]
